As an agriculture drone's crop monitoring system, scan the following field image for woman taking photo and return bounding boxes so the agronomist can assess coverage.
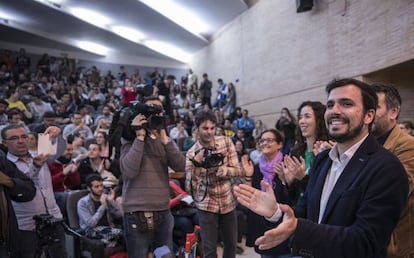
[241,129,291,258]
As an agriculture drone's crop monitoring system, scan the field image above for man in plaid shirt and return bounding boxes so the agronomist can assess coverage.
[185,109,243,258]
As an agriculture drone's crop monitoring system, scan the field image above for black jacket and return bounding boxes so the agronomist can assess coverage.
[0,150,36,253]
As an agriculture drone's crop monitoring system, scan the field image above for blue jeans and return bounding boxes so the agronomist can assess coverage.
[197,209,237,258]
[123,210,174,258]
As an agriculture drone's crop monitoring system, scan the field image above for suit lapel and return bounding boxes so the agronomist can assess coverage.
[320,136,377,223]
[308,155,332,222]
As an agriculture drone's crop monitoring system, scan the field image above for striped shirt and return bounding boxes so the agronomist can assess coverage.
[185,136,241,214]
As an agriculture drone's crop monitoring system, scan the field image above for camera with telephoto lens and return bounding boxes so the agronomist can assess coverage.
[191,146,225,169]
[33,214,63,243]
[117,102,165,141]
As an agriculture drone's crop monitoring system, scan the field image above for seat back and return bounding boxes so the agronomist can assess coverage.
[65,189,88,229]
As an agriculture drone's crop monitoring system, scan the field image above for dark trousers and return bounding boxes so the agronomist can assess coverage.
[10,225,67,258]
[197,209,237,258]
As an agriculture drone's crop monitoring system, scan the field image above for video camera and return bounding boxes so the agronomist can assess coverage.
[116,102,165,141]
[33,214,63,243]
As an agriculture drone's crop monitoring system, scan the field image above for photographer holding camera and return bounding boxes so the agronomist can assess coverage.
[185,109,242,258]
[120,96,186,258]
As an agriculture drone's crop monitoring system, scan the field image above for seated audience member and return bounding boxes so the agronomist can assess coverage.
[234,139,246,164]
[232,128,255,151]
[95,131,110,158]
[62,111,94,140]
[169,118,189,140]
[78,104,94,127]
[183,126,197,152]
[68,133,89,161]
[94,105,113,127]
[169,180,198,248]
[237,109,255,136]
[215,125,225,136]
[54,101,71,126]
[0,108,30,142]
[252,119,266,139]
[275,107,297,155]
[399,120,413,136]
[223,118,234,137]
[32,111,57,133]
[27,132,38,156]
[249,140,262,165]
[28,92,54,123]
[0,98,9,125]
[78,142,118,187]
[77,174,123,250]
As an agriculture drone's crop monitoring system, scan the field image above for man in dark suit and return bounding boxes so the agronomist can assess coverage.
[0,149,36,257]
[234,78,409,258]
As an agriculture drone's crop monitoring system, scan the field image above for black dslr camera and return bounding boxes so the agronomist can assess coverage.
[191,147,225,169]
[116,102,165,141]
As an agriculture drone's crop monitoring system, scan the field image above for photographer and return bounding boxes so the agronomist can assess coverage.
[120,96,185,258]
[185,109,242,258]
[2,124,67,258]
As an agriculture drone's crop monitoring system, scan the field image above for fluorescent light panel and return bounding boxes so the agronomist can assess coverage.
[77,41,109,56]
[69,7,111,28]
[111,26,145,43]
[144,40,191,63]
[139,0,209,36]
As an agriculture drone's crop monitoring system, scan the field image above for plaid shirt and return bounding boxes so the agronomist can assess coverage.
[185,136,241,214]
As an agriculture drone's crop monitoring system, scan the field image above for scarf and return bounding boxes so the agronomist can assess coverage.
[259,151,283,191]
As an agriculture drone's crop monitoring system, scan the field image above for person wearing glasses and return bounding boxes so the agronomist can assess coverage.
[241,129,291,258]
[1,124,67,258]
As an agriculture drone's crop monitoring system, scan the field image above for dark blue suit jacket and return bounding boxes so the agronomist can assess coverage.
[291,135,408,258]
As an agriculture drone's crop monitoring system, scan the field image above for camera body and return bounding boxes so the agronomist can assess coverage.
[191,147,225,169]
[117,102,165,141]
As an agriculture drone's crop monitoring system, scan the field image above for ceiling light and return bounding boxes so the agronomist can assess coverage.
[77,41,109,56]
[111,26,145,43]
[139,0,209,41]
[144,40,191,63]
[69,7,111,28]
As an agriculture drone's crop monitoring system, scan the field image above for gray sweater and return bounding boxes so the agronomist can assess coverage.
[120,137,185,212]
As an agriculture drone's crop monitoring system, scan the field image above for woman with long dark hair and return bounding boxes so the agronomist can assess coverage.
[276,101,331,204]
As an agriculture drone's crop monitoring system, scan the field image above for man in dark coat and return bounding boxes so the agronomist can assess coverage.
[0,149,36,257]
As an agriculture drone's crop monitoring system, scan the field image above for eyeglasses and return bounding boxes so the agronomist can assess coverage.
[258,138,276,144]
[5,135,29,141]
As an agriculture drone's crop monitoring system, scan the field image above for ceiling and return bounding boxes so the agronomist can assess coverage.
[0,0,251,67]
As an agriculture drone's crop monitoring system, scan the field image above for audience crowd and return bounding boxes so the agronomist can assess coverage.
[0,48,413,258]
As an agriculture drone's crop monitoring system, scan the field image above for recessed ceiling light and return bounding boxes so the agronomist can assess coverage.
[111,26,145,43]
[77,41,109,56]
[144,40,191,63]
[69,7,111,28]
[139,0,209,41]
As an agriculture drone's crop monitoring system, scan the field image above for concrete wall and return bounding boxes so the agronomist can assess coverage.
[189,0,414,127]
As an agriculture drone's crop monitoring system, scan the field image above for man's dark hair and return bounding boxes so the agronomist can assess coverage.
[326,78,378,114]
[194,110,217,127]
[6,108,22,120]
[0,99,9,107]
[371,83,402,113]
[85,174,103,188]
[42,111,56,119]
[1,124,26,141]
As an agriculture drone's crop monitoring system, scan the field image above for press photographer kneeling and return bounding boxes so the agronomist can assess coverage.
[119,96,186,258]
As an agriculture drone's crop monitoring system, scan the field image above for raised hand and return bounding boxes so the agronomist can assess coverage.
[241,155,254,177]
[233,181,278,218]
[255,204,298,250]
[283,155,306,184]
